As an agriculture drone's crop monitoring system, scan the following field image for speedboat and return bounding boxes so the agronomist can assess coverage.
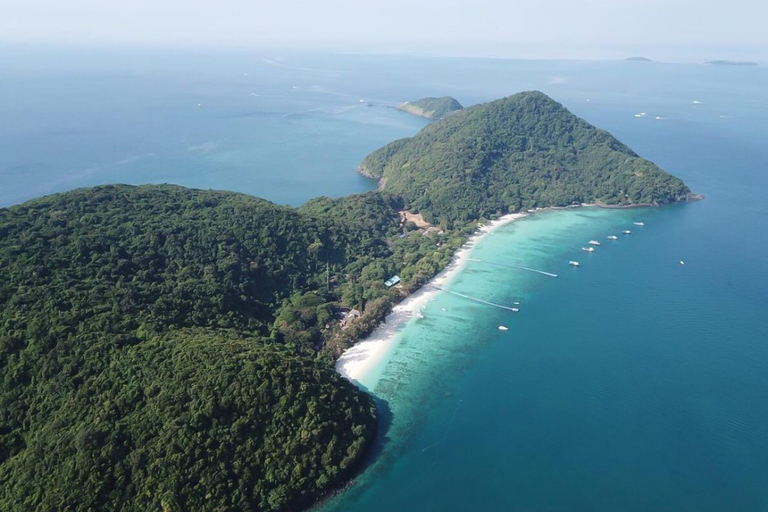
[622,230,632,234]
[569,261,580,267]
[607,235,618,240]
[511,308,520,312]
[498,325,509,331]
[588,240,601,246]
[582,247,595,252]
[634,221,645,226]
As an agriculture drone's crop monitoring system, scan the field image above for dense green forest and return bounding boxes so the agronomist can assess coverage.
[366,91,692,226]
[396,96,463,119]
[0,184,468,511]
[0,91,694,511]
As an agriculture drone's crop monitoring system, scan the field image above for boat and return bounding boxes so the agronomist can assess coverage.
[569,261,580,267]
[634,221,645,226]
[498,325,508,331]
[582,247,595,252]
[622,230,632,234]
[513,301,520,305]
[588,240,601,246]
[511,308,520,312]
[441,307,447,312]
[416,311,425,319]
[607,235,618,240]
[679,260,685,265]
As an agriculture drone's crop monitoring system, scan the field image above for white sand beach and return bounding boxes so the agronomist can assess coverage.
[335,212,527,387]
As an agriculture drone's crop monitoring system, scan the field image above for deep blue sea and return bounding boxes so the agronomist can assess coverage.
[2,47,767,511]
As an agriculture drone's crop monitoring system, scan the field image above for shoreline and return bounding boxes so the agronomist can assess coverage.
[335,211,527,387]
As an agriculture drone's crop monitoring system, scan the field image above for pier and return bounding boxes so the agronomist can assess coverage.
[436,287,519,312]
[467,258,558,278]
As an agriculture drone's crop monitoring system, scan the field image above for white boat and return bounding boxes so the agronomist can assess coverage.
[607,235,618,240]
[588,240,601,246]
[633,221,645,226]
[569,261,580,267]
[513,301,520,305]
[622,230,632,234]
[416,311,425,319]
[511,308,520,312]
[498,325,508,331]
[679,260,685,265]
[441,307,447,312]
[582,247,595,252]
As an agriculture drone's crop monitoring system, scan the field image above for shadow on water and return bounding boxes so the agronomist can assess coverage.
[355,385,394,475]
[311,387,394,511]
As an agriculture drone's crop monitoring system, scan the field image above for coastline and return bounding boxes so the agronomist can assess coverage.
[335,211,527,387]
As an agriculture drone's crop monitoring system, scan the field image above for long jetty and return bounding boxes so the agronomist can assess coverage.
[467,258,558,278]
[435,287,519,312]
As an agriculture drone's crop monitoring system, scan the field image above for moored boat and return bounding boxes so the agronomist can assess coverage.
[622,230,632,234]
[634,221,645,226]
[588,240,601,246]
[582,246,595,252]
[607,235,618,240]
[569,260,580,267]
[498,325,508,331]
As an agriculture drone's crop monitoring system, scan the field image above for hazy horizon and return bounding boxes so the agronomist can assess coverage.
[2,0,767,62]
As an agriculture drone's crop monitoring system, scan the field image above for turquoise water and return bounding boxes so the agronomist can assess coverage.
[2,48,768,510]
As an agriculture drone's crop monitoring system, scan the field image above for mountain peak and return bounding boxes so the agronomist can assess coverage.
[361,92,691,225]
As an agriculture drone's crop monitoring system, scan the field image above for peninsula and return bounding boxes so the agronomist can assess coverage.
[0,91,692,512]
[396,96,463,119]
[363,91,692,226]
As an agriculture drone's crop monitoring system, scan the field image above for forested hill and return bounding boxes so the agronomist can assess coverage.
[0,184,477,511]
[363,91,692,226]
[0,185,394,512]
[396,96,463,119]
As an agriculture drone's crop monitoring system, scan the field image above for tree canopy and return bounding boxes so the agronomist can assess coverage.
[364,91,692,226]
[396,96,464,119]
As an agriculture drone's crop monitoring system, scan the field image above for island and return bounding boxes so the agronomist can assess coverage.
[0,91,693,512]
[396,96,463,119]
[706,60,758,67]
[626,56,654,62]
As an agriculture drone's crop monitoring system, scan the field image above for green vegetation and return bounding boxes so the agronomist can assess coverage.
[396,96,463,119]
[0,184,468,511]
[364,91,692,226]
[0,90,694,511]
[0,329,375,512]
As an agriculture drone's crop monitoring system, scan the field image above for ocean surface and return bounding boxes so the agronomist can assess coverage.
[2,47,767,511]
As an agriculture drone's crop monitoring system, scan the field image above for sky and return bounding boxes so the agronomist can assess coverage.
[1,0,766,60]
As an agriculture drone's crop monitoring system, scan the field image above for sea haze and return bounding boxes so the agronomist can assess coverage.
[3,47,768,511]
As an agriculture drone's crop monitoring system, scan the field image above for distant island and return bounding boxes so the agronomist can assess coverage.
[0,91,694,512]
[706,60,758,67]
[396,96,463,119]
[626,57,654,62]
